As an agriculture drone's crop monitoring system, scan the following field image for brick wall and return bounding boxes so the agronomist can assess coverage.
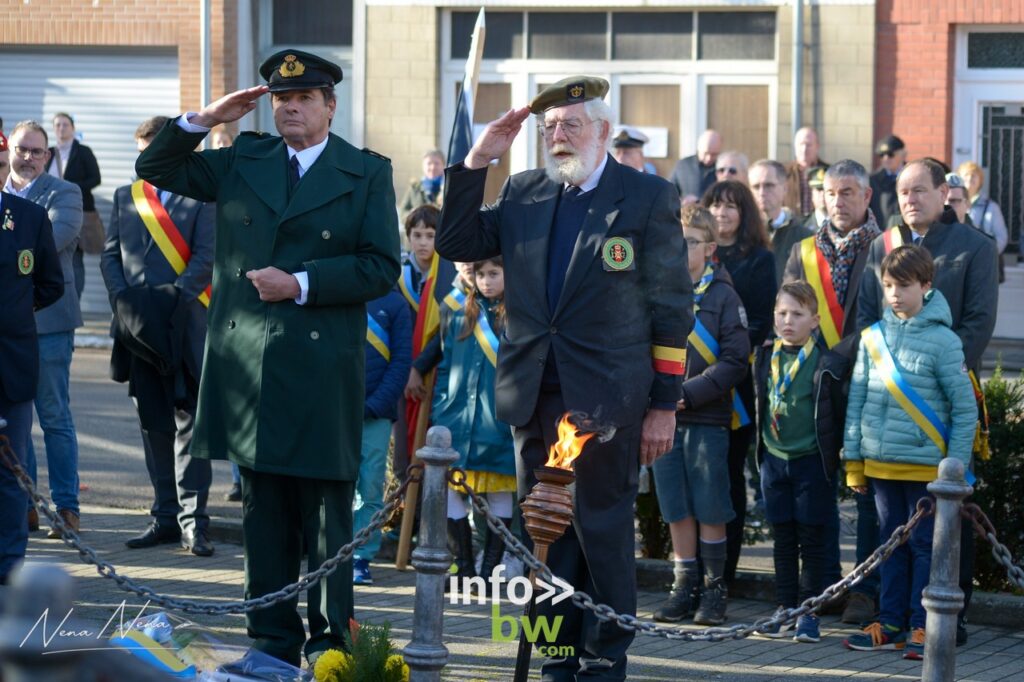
[875,0,1024,165]
[0,0,238,112]
[364,5,439,201]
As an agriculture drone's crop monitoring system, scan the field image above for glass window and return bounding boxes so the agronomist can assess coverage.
[612,12,692,60]
[273,0,353,46]
[697,12,775,61]
[528,12,608,60]
[452,11,524,60]
[968,32,1024,69]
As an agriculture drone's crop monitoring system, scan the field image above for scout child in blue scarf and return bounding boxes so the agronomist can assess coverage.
[651,205,750,626]
[753,281,850,643]
[843,245,976,660]
[433,257,516,583]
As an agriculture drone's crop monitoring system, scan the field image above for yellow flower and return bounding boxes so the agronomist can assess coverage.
[313,648,354,682]
[384,653,410,682]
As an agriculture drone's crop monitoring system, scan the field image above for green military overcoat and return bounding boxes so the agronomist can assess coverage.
[136,121,401,480]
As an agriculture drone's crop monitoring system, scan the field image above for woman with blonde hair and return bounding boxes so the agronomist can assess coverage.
[957,161,1008,282]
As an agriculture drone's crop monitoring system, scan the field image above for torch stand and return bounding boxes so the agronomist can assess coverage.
[512,466,575,682]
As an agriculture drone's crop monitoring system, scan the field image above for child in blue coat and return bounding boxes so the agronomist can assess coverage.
[843,246,976,660]
[433,257,516,582]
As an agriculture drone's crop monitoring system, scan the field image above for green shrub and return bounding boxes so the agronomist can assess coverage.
[973,367,1024,594]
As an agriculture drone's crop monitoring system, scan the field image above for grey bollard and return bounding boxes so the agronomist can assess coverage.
[922,458,973,682]
[403,426,459,682]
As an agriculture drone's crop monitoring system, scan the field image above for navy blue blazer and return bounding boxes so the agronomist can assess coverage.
[0,192,64,404]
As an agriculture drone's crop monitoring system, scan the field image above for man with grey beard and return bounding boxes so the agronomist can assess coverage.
[436,76,692,681]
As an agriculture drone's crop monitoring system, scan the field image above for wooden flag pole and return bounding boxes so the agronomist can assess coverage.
[394,369,436,570]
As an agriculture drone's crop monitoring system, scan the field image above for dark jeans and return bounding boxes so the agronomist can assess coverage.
[850,484,881,597]
[772,520,826,607]
[724,423,754,584]
[874,478,934,631]
[0,400,32,583]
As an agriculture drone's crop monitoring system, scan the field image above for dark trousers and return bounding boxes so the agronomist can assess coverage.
[0,399,32,583]
[772,521,826,607]
[850,484,881,597]
[239,466,355,667]
[138,407,210,533]
[724,423,754,583]
[822,475,842,586]
[874,478,934,631]
[513,389,640,681]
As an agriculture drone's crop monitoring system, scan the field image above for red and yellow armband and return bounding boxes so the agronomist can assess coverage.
[652,345,686,375]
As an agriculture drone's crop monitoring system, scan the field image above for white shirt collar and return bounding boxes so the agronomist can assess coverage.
[566,153,609,194]
[770,208,790,229]
[3,176,35,198]
[287,135,330,178]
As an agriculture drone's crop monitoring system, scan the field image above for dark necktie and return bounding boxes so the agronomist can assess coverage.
[565,185,582,200]
[288,155,301,193]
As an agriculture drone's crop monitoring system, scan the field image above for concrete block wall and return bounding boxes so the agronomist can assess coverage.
[776,2,877,168]
[364,5,440,203]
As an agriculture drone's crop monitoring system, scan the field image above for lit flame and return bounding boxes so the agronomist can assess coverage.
[545,413,597,469]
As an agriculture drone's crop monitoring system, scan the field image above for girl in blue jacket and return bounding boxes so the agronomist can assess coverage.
[433,257,516,583]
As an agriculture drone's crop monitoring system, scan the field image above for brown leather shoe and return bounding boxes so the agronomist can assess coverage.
[47,510,80,539]
[27,508,39,532]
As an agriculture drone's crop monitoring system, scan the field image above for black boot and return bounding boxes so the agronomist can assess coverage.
[446,517,476,583]
[478,517,513,583]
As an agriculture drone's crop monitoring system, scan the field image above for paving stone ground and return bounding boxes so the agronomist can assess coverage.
[11,505,1023,680]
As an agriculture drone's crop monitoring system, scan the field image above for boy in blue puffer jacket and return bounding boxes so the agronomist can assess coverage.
[842,245,976,660]
[353,290,412,585]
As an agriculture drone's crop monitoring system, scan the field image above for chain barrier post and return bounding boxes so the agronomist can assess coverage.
[402,426,458,681]
[922,457,973,682]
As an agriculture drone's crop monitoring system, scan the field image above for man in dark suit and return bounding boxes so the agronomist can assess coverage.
[135,49,401,667]
[868,135,905,228]
[669,128,721,205]
[101,116,215,557]
[4,121,83,538]
[49,112,102,297]
[750,158,811,285]
[437,75,693,681]
[0,190,64,584]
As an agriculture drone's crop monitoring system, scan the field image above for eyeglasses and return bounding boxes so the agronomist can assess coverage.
[538,119,591,138]
[14,145,47,160]
[685,238,708,248]
[716,166,739,176]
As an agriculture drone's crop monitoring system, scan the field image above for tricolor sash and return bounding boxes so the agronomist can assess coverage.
[130,180,211,307]
[366,313,390,361]
[882,226,905,254]
[398,263,420,312]
[472,309,500,367]
[800,237,843,348]
[861,322,949,454]
[443,286,466,312]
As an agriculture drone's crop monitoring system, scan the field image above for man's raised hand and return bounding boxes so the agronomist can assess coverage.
[191,86,270,129]
[463,106,532,170]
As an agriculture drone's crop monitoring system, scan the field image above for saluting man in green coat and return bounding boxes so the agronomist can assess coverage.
[136,49,401,668]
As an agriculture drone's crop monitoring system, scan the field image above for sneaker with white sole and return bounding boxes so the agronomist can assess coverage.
[755,607,795,639]
[793,614,821,643]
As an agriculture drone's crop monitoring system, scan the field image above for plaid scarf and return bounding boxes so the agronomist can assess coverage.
[814,210,881,306]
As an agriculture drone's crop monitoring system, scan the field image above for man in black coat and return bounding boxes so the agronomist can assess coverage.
[436,76,693,681]
[101,116,215,557]
[868,135,905,229]
[0,190,64,584]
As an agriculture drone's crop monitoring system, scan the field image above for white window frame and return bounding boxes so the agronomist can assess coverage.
[439,8,779,173]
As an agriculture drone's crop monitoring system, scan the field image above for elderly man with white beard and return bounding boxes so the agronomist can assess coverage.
[436,76,692,681]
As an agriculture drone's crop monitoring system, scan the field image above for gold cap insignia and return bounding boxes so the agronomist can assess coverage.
[569,85,584,99]
[279,54,306,78]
